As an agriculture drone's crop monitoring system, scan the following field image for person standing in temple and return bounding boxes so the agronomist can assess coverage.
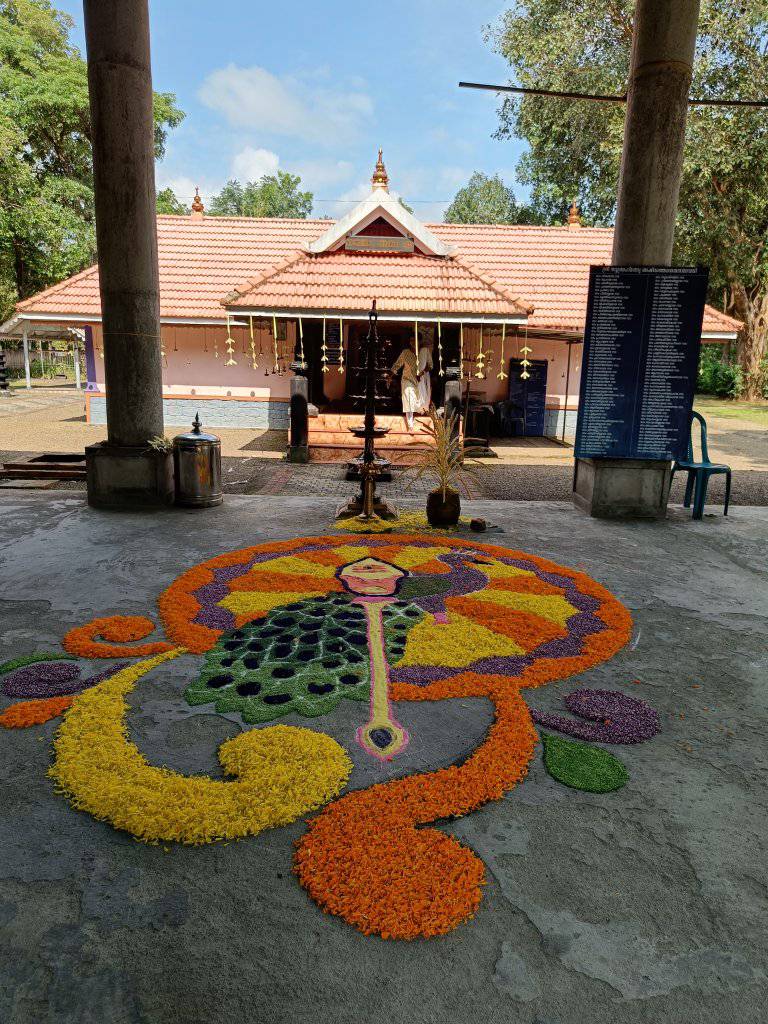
[391,338,433,431]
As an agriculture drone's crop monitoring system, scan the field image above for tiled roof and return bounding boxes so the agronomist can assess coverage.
[16,214,741,334]
[226,250,531,317]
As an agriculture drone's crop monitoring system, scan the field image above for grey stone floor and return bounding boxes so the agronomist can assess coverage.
[0,493,766,1024]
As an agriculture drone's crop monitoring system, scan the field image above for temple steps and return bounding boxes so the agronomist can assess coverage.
[307,412,433,463]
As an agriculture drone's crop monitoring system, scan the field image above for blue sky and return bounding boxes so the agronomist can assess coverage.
[56,0,526,220]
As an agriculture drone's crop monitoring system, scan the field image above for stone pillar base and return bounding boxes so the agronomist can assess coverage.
[86,443,174,510]
[287,444,309,464]
[573,457,671,519]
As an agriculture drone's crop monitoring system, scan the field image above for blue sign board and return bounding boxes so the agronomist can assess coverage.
[575,265,709,461]
[508,359,548,436]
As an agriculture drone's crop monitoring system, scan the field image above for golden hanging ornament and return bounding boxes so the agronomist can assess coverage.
[475,324,485,379]
[321,317,329,374]
[224,315,237,366]
[437,319,444,377]
[520,323,531,380]
[272,316,280,373]
[160,332,167,368]
[414,320,420,364]
[298,316,305,364]
[249,316,258,369]
[337,317,344,373]
[497,323,508,381]
[459,323,464,380]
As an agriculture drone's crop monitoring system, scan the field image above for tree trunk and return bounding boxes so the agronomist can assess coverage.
[730,281,768,400]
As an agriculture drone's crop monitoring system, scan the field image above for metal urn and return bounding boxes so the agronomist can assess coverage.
[173,413,223,508]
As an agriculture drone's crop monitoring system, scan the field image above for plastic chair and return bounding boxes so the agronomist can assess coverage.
[671,411,731,520]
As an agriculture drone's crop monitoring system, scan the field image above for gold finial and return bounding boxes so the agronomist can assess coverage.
[191,186,204,218]
[568,198,581,228]
[371,148,389,191]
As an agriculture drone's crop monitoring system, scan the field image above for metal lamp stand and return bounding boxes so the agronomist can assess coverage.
[336,300,397,522]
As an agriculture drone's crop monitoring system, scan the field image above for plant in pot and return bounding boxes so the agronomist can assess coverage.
[409,405,483,526]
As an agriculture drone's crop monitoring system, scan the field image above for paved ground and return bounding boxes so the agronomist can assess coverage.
[0,492,766,1024]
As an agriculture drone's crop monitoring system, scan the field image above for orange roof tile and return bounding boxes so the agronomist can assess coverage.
[225,250,531,317]
[15,214,741,335]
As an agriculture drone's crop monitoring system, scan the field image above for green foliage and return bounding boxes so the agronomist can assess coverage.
[156,188,187,215]
[444,171,541,225]
[541,732,628,792]
[208,172,313,219]
[489,1,768,393]
[698,345,744,398]
[0,0,184,321]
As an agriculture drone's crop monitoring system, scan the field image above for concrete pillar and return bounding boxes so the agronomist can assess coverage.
[22,327,31,389]
[82,0,172,508]
[443,366,462,438]
[574,0,701,519]
[73,341,81,389]
[288,361,310,463]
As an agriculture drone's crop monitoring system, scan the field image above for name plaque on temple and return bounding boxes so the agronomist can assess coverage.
[345,235,415,253]
[575,265,709,461]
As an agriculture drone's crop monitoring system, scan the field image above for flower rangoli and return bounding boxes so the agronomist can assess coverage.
[1,534,660,940]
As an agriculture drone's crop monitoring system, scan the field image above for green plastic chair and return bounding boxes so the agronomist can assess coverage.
[671,411,731,520]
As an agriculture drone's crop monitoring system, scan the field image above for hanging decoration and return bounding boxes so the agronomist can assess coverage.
[249,317,258,370]
[272,316,280,373]
[224,316,237,367]
[298,316,305,365]
[213,331,220,360]
[459,323,464,380]
[160,332,167,368]
[413,321,420,364]
[520,323,531,380]
[437,320,444,377]
[321,318,329,374]
[497,324,508,381]
[338,317,344,374]
[475,324,485,379]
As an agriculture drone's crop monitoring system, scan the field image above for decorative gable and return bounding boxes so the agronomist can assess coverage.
[306,151,454,259]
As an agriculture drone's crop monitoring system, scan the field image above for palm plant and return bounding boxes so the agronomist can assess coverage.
[408,404,484,501]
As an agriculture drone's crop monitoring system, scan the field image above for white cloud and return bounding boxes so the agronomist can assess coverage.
[231,146,280,182]
[293,158,355,191]
[198,65,373,145]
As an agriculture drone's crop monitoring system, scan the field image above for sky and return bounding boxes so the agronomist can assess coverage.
[55,0,527,220]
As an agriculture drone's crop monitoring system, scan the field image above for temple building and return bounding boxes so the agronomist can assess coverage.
[4,152,740,454]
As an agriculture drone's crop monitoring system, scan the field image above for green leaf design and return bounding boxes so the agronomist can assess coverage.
[541,732,629,793]
[184,595,425,725]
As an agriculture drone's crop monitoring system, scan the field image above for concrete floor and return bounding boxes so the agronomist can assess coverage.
[0,493,766,1024]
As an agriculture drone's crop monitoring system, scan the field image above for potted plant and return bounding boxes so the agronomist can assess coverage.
[410,405,483,526]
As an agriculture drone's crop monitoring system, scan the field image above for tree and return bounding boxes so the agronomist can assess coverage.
[444,171,540,224]
[208,172,313,218]
[0,0,184,321]
[490,0,768,397]
[156,188,187,215]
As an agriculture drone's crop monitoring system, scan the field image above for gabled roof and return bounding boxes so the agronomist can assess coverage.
[225,249,531,318]
[305,188,454,258]
[12,213,742,336]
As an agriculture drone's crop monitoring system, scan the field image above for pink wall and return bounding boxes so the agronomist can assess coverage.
[88,322,295,399]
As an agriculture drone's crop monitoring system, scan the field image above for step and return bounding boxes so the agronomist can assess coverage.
[0,466,86,480]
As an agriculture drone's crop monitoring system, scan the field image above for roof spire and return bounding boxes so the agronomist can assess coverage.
[191,186,204,219]
[371,148,389,191]
[567,198,581,229]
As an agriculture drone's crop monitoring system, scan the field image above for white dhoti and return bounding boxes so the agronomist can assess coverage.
[402,381,420,415]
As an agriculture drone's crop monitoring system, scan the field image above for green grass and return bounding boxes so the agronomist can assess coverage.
[694,395,768,426]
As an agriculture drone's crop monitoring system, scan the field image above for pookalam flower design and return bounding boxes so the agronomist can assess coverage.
[2,534,659,940]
